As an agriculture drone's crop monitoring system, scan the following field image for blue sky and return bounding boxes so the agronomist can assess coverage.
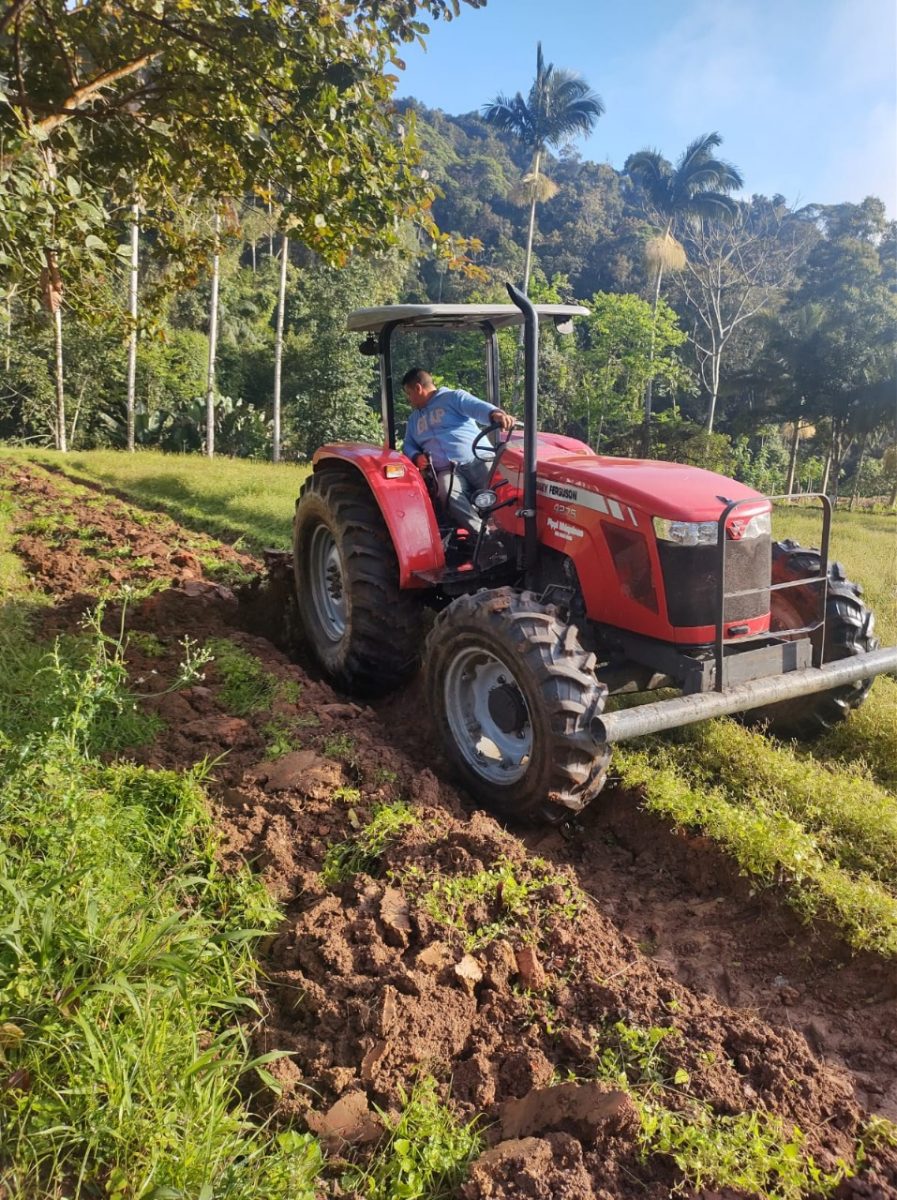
[394,0,896,214]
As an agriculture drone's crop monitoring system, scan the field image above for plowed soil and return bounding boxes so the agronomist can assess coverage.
[5,458,896,1200]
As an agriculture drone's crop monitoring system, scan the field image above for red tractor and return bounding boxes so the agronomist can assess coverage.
[293,285,895,823]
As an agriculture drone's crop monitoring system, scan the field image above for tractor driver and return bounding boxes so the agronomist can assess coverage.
[401,367,515,534]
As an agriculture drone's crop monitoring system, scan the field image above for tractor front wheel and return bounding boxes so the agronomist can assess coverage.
[425,588,610,824]
[293,467,423,695]
[745,540,879,737]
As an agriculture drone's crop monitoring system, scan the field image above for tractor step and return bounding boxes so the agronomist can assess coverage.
[412,565,476,585]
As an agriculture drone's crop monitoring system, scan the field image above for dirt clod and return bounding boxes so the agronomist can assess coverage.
[498,1083,637,1142]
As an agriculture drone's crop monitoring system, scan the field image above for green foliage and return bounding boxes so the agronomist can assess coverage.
[344,1078,483,1200]
[408,856,579,951]
[0,611,322,1198]
[637,1102,846,1200]
[205,638,277,715]
[0,1,486,278]
[592,1018,848,1198]
[617,746,897,956]
[580,291,692,448]
[322,802,417,884]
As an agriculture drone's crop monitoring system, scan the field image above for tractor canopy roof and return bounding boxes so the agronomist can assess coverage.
[346,303,589,334]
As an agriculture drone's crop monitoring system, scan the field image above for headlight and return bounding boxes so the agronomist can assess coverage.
[653,517,718,546]
[731,511,771,540]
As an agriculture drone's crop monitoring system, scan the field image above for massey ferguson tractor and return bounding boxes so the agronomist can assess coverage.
[292,285,896,824]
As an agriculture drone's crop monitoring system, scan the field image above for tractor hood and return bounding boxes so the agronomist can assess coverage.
[509,435,767,522]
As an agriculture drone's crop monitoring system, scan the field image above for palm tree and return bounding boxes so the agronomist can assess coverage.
[483,44,604,297]
[625,133,743,450]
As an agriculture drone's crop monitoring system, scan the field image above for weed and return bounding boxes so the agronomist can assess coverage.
[342,1078,483,1200]
[262,714,306,758]
[595,1021,683,1089]
[206,637,277,715]
[322,802,416,884]
[637,1101,847,1199]
[323,732,356,761]
[409,856,580,951]
[369,766,399,787]
[591,1017,847,1199]
[200,556,257,589]
[128,630,166,658]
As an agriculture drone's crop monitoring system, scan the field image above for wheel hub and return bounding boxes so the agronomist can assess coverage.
[308,524,347,642]
[488,680,528,736]
[443,648,532,784]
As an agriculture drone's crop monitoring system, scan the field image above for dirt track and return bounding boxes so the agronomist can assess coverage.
[5,458,897,1199]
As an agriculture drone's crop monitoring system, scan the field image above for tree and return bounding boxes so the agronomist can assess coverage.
[205,211,221,459]
[579,291,692,449]
[0,1,486,329]
[678,198,812,432]
[482,43,604,297]
[625,132,743,449]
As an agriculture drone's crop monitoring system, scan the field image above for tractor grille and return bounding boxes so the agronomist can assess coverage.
[658,535,771,629]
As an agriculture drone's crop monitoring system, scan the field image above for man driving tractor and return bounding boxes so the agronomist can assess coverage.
[400,366,515,533]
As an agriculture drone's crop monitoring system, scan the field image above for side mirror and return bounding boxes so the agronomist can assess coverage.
[358,335,379,357]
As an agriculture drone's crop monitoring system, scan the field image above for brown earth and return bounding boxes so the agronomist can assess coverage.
[4,457,896,1199]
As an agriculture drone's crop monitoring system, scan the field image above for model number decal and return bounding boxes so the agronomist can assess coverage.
[537,478,637,525]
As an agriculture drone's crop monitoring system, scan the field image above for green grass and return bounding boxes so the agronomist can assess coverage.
[616,742,897,956]
[322,802,417,884]
[0,613,323,1198]
[2,448,310,554]
[341,1078,483,1200]
[206,637,279,715]
[590,1018,850,1199]
[404,855,580,952]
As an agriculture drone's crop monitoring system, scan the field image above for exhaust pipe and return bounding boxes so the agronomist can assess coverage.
[506,282,539,587]
[592,646,897,743]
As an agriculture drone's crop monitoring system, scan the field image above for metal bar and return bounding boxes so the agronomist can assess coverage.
[506,283,539,587]
[379,321,399,450]
[592,646,897,743]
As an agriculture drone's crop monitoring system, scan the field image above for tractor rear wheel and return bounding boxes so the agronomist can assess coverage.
[425,587,610,824]
[745,539,879,738]
[293,467,423,695]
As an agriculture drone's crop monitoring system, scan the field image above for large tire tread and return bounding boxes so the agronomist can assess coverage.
[425,587,610,824]
[293,466,423,695]
[747,539,879,738]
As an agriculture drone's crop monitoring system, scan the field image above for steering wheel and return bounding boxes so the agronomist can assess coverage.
[472,419,519,462]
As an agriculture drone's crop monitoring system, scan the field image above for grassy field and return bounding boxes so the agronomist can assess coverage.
[4,448,310,554]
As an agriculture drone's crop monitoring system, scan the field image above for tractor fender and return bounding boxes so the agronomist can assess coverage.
[312,445,445,587]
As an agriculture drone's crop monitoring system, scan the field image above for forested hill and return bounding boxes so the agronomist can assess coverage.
[397,99,647,302]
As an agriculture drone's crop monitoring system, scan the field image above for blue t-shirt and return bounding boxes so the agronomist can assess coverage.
[402,387,496,471]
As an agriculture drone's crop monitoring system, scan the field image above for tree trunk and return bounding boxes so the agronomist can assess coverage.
[126,200,139,452]
[205,210,221,459]
[785,418,801,496]
[521,148,541,298]
[4,290,11,373]
[704,351,722,435]
[821,450,831,496]
[641,223,670,457]
[272,202,290,464]
[52,302,66,452]
[849,432,868,511]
